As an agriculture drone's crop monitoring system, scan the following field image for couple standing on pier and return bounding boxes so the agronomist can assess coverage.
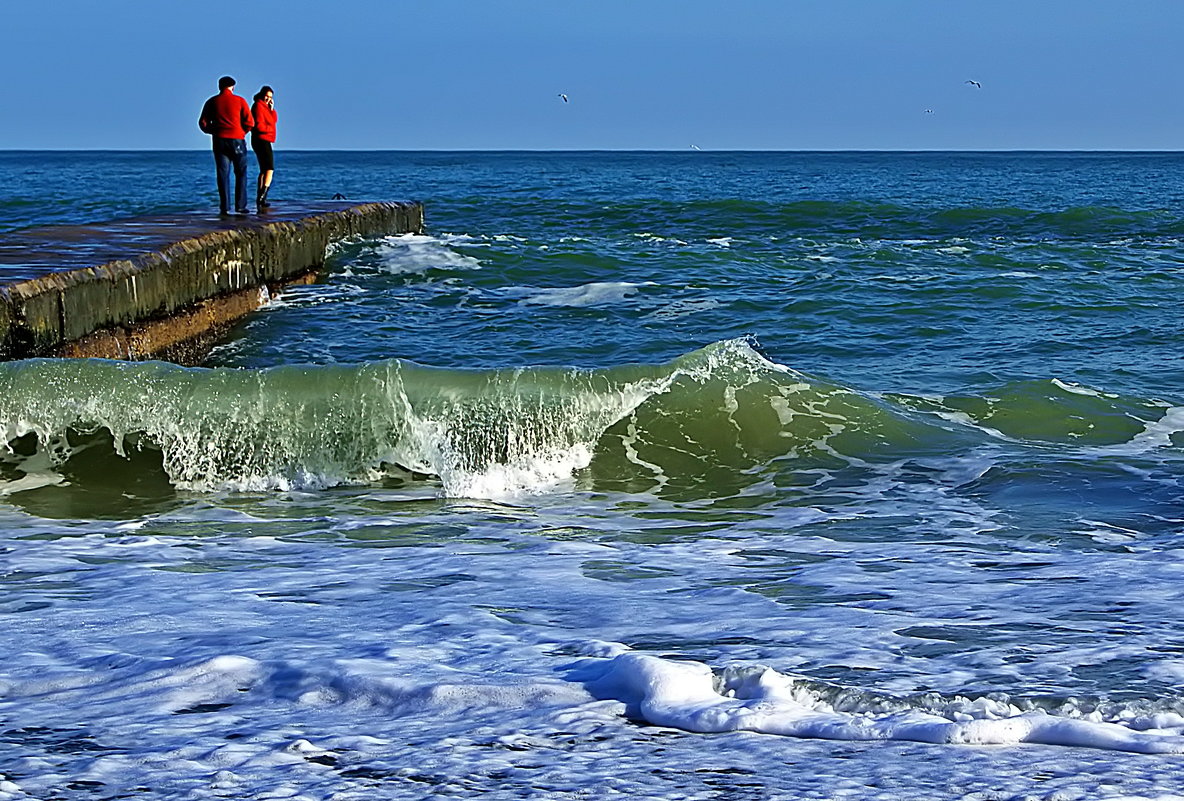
[198,76,277,215]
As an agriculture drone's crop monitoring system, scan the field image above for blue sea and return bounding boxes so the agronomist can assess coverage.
[2,151,1184,800]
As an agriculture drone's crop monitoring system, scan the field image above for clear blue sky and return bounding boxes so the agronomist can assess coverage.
[3,0,1181,150]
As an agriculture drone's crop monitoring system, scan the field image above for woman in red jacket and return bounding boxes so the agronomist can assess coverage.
[250,86,277,210]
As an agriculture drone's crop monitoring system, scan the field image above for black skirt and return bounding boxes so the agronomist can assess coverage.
[251,136,275,172]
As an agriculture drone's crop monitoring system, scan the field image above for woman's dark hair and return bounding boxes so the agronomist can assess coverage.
[254,86,274,102]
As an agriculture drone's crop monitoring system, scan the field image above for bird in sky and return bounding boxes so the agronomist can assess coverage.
[924,109,934,114]
[558,93,568,103]
[965,80,981,89]
[690,144,701,151]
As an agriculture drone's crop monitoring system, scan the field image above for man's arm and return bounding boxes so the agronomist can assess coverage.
[241,98,255,134]
[198,98,213,134]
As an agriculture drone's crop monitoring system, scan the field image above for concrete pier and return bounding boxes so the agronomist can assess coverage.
[0,201,423,362]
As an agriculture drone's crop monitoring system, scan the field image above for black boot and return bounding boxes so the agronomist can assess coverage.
[257,184,272,211]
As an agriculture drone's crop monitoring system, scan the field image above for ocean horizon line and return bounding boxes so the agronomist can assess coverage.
[3,148,1184,155]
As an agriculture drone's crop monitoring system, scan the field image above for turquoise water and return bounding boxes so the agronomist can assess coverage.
[2,152,1184,799]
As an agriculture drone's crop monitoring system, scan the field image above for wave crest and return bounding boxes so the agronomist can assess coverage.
[1,342,1174,501]
[0,340,784,499]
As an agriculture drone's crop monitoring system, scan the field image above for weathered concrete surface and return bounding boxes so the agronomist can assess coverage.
[0,201,423,361]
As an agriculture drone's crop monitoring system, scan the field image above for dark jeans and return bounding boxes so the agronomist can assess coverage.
[212,137,249,213]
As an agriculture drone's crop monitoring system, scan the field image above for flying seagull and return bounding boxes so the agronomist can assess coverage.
[924,109,934,114]
[558,93,568,103]
[690,144,701,151]
[965,80,981,89]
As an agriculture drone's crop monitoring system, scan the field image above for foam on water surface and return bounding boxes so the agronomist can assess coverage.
[3,489,1184,800]
[518,281,656,308]
[577,652,1184,753]
[357,232,484,275]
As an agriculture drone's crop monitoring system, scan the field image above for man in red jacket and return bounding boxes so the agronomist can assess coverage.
[198,76,255,215]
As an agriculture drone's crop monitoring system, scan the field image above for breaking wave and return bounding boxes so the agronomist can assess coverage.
[0,339,1177,500]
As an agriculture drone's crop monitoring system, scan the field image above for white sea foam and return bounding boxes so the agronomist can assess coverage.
[369,233,482,274]
[1074,519,1142,545]
[873,273,940,283]
[633,232,689,246]
[258,281,367,308]
[1096,405,1184,456]
[0,472,65,496]
[1051,377,1116,398]
[578,652,1184,754]
[5,485,1184,800]
[437,233,480,246]
[9,638,1184,781]
[437,443,594,500]
[0,447,64,495]
[519,281,655,308]
[927,408,1012,440]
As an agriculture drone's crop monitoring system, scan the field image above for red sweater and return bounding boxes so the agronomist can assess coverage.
[251,101,277,143]
[199,89,254,139]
